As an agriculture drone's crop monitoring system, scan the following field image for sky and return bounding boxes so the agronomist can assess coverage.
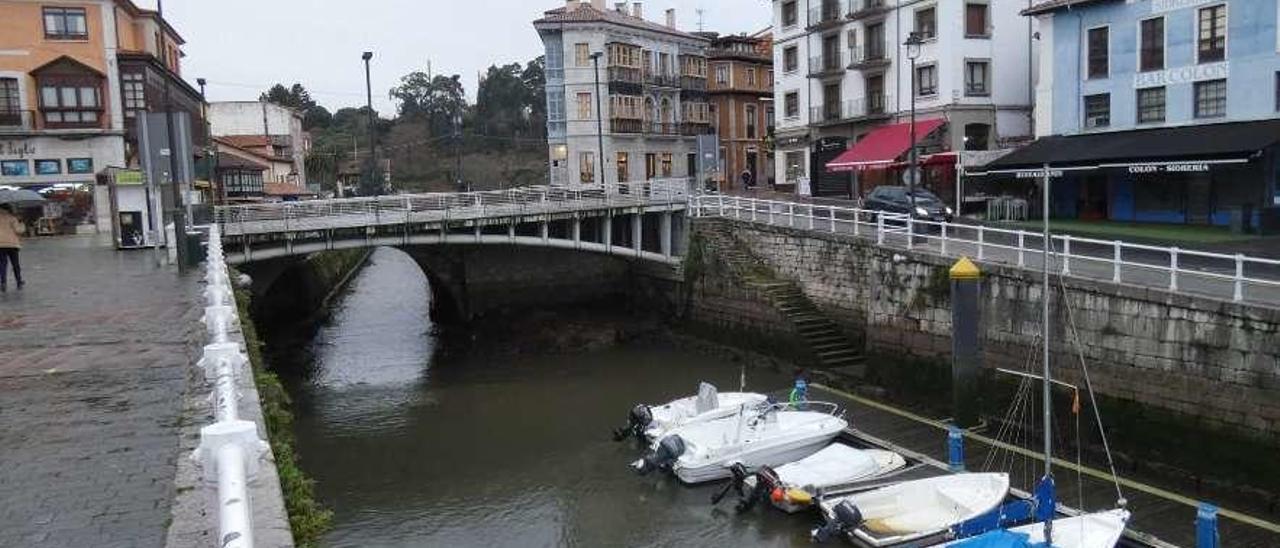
[156,0,772,116]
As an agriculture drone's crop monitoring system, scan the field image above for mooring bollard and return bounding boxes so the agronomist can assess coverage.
[950,257,982,428]
[1196,502,1219,548]
[947,425,965,472]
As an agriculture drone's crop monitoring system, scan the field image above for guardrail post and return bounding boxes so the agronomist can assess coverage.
[906,217,914,250]
[1112,241,1122,283]
[1196,502,1219,548]
[735,197,742,220]
[833,208,839,234]
[1233,254,1244,302]
[788,203,795,227]
[751,199,758,223]
[1017,231,1026,267]
[977,226,985,261]
[718,194,725,217]
[876,215,885,245]
[808,206,816,230]
[940,223,948,256]
[1170,247,1180,292]
[1061,235,1071,275]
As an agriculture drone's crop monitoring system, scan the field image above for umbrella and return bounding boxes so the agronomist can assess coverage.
[0,188,46,208]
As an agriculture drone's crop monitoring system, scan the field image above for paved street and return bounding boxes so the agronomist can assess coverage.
[0,235,200,548]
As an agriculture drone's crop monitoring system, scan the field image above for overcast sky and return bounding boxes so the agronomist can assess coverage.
[156,0,771,116]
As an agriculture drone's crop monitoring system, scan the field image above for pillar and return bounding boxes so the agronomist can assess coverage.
[950,256,982,428]
[572,216,582,246]
[603,213,613,251]
[540,220,549,242]
[632,213,642,256]
[660,211,673,258]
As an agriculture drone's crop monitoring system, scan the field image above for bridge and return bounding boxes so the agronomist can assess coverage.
[215,180,691,266]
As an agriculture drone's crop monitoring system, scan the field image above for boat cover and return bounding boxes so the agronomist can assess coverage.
[695,382,719,414]
[947,530,1045,548]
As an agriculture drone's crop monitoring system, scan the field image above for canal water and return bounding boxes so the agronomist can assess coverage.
[270,248,815,547]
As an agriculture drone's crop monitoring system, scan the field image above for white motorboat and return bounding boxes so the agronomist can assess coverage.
[633,401,848,484]
[812,472,1010,546]
[934,509,1130,548]
[731,444,907,513]
[612,382,767,443]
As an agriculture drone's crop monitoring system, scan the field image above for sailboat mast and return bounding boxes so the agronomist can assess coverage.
[1041,165,1054,543]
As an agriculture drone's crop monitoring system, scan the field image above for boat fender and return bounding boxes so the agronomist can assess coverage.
[633,434,686,475]
[612,404,653,442]
[784,488,813,506]
[810,501,864,543]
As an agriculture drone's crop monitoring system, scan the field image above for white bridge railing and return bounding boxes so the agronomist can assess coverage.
[194,225,268,548]
[215,180,691,236]
[693,195,1280,305]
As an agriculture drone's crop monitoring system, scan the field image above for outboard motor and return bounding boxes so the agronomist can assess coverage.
[737,465,782,512]
[711,462,752,506]
[633,435,686,475]
[612,404,653,442]
[811,501,864,543]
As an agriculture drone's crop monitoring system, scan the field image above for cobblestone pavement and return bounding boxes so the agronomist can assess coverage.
[0,235,200,548]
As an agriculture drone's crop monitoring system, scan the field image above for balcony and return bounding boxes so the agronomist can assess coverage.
[680,75,707,92]
[808,95,892,126]
[848,46,890,70]
[645,72,680,89]
[808,1,846,30]
[0,110,35,133]
[681,122,714,136]
[849,0,889,20]
[608,67,644,96]
[808,52,846,79]
[611,118,643,134]
[647,122,682,136]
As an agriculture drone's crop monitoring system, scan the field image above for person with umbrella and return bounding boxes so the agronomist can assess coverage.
[0,203,25,291]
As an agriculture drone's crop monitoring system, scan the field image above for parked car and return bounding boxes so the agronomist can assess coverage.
[863,186,954,224]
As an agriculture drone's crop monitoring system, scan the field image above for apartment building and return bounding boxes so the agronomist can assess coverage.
[208,101,310,198]
[706,30,775,190]
[978,0,1280,228]
[534,0,711,186]
[772,0,1033,201]
[0,0,203,232]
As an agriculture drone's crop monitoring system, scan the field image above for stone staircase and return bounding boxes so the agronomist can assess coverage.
[700,221,867,377]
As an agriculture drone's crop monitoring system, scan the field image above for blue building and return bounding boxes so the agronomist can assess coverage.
[975,0,1280,229]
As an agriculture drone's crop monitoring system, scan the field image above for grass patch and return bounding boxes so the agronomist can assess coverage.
[1004,219,1258,245]
[234,288,333,547]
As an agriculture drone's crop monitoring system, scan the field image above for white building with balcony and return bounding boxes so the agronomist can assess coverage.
[534,0,711,186]
[772,0,1035,202]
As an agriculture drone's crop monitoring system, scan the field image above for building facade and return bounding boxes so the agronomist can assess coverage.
[771,0,1034,200]
[0,0,203,233]
[707,31,775,190]
[979,0,1280,228]
[534,0,711,186]
[208,101,308,188]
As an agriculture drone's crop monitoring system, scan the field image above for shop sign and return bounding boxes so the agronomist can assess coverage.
[1134,62,1228,88]
[1127,163,1210,174]
[1015,169,1063,179]
[0,140,37,159]
[1149,0,1216,15]
[116,170,145,185]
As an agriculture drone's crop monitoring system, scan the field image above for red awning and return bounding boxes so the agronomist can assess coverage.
[826,119,946,172]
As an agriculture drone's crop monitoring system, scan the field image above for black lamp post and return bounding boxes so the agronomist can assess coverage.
[454,113,464,192]
[904,31,924,220]
[196,77,217,206]
[362,51,376,195]
[589,51,605,185]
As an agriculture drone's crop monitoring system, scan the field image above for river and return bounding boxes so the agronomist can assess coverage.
[268,248,815,547]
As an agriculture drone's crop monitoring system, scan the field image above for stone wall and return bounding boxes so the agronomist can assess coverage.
[695,218,1280,442]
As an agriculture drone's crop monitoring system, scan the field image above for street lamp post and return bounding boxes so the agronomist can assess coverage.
[196,78,217,206]
[454,113,464,192]
[362,51,376,195]
[905,31,924,222]
[589,52,605,185]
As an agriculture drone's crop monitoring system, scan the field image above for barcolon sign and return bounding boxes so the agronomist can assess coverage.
[1134,62,1229,88]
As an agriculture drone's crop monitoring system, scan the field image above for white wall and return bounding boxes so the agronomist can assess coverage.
[208,102,300,138]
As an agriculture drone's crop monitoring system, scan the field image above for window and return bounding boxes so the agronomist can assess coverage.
[785,151,805,182]
[43,7,87,40]
[1084,93,1110,128]
[580,152,595,183]
[687,152,697,178]
[576,92,592,120]
[784,92,799,119]
[866,74,885,112]
[783,46,799,73]
[660,153,673,177]
[915,7,936,40]
[745,104,758,139]
[1136,86,1166,124]
[39,81,101,127]
[67,158,93,174]
[575,43,590,67]
[547,90,565,121]
[916,65,937,97]
[716,65,729,85]
[1140,18,1164,72]
[965,4,989,37]
[782,1,798,28]
[1087,27,1109,78]
[1194,79,1227,118]
[1,160,29,177]
[965,60,990,96]
[1197,5,1226,63]
[34,159,61,175]
[0,78,18,125]
[963,123,991,151]
[746,68,756,87]
[645,153,657,179]
[122,72,146,117]
[617,152,629,182]
[866,23,885,59]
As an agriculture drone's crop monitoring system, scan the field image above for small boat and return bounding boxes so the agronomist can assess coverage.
[633,401,848,484]
[812,472,1010,546]
[612,382,767,443]
[936,509,1130,548]
[728,444,907,513]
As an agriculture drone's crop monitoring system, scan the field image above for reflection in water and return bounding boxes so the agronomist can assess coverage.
[278,248,811,547]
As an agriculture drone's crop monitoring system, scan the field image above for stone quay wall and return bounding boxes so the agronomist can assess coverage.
[692,218,1280,442]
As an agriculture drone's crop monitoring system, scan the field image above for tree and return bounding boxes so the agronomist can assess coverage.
[389,73,467,137]
[262,82,332,130]
[521,57,547,138]
[475,63,527,145]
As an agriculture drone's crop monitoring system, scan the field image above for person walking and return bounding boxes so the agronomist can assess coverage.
[0,204,25,292]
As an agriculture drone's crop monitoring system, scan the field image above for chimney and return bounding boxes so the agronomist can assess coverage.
[591,0,604,10]
[665,8,675,28]
[615,2,626,12]
[566,0,579,10]
[633,2,642,19]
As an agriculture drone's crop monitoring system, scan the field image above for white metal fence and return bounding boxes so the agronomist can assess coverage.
[194,225,268,548]
[692,195,1280,305]
[215,180,691,236]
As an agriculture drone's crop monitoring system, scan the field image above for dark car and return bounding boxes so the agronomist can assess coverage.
[863,186,954,223]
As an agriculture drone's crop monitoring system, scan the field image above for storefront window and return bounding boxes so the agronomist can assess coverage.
[67,158,93,174]
[1,160,29,176]
[34,159,61,175]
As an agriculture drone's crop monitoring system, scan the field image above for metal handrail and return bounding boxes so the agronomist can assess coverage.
[694,195,1280,304]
